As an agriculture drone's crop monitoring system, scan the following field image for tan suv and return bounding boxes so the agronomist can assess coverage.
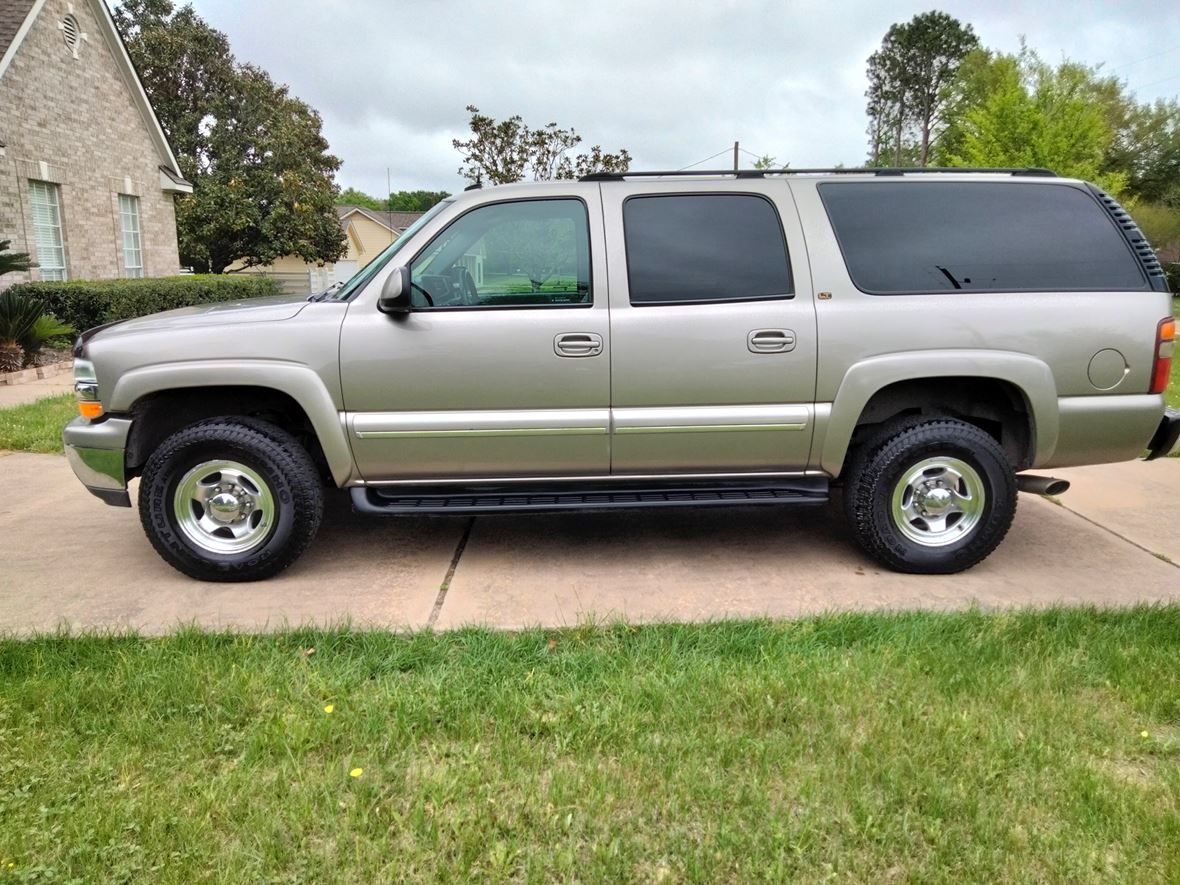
[64,168,1179,581]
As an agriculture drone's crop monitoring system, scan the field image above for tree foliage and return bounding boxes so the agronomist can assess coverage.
[866,11,979,166]
[336,189,450,212]
[387,190,451,212]
[453,106,631,185]
[114,0,345,273]
[335,187,384,210]
[938,49,1126,194]
[1104,98,1180,208]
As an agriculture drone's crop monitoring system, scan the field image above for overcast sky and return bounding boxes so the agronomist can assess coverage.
[185,0,1180,196]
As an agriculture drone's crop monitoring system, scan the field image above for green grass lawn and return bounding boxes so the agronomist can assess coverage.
[0,393,73,454]
[1,610,1178,881]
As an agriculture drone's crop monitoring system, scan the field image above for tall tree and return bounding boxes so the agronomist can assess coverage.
[939,49,1126,194]
[336,189,450,212]
[114,1,345,273]
[387,190,451,212]
[453,106,630,185]
[866,11,979,166]
[335,187,384,210]
[1105,98,1180,207]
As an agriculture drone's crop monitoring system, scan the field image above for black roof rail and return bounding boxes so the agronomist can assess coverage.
[579,167,1057,182]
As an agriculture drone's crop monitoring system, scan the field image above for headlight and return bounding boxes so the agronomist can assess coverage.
[74,358,103,419]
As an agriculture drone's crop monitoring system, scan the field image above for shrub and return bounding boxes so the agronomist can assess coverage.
[19,314,74,366]
[0,291,44,372]
[4,275,282,332]
[1163,262,1180,296]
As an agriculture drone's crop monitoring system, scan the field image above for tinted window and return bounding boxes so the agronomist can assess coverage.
[410,199,590,308]
[819,182,1146,294]
[623,194,792,305]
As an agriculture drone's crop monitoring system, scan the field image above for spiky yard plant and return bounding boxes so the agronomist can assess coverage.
[0,291,47,372]
[18,313,74,367]
[0,239,36,277]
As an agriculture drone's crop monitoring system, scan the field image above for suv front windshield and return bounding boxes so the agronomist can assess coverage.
[318,200,453,302]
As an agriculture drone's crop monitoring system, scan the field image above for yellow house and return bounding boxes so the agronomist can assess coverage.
[229,205,424,294]
[334,206,425,278]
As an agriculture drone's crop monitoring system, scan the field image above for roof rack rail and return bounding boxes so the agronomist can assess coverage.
[579,167,1057,182]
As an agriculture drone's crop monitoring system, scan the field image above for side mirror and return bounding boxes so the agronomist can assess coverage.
[377,266,412,314]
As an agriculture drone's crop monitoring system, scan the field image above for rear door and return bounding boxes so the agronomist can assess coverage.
[602,181,818,473]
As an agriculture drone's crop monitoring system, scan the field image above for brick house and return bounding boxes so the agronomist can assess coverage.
[0,0,191,286]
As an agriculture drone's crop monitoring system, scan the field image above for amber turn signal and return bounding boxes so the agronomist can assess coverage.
[1150,317,1176,396]
[78,401,104,419]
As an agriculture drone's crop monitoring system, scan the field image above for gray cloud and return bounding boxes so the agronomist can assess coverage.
[187,0,1180,195]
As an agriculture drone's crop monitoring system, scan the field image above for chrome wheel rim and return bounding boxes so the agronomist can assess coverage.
[890,457,985,548]
[173,460,275,555]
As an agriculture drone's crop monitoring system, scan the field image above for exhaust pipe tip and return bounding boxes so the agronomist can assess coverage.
[1017,475,1071,496]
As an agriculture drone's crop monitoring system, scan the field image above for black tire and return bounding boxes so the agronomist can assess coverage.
[840,413,935,523]
[846,419,1016,574]
[138,417,323,582]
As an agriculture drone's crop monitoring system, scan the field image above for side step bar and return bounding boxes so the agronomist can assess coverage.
[351,479,829,516]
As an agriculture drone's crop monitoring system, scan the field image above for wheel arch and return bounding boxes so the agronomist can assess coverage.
[112,363,353,486]
[818,351,1059,478]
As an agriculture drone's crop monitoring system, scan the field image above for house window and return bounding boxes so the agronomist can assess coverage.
[29,181,66,281]
[119,194,144,278]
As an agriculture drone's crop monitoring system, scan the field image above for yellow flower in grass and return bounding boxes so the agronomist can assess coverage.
[323,704,334,714]
[350,767,364,778]
[1140,730,1150,739]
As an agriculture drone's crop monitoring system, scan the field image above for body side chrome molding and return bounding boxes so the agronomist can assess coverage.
[355,469,826,487]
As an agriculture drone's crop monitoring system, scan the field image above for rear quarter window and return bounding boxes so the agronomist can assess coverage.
[818,181,1149,294]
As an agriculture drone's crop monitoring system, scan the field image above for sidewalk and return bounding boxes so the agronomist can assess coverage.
[1,452,1176,634]
[0,373,73,408]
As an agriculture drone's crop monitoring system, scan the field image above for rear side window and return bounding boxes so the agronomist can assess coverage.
[818,182,1148,294]
[623,194,792,305]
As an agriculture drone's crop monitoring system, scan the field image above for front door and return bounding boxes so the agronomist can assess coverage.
[339,188,611,482]
[601,183,818,473]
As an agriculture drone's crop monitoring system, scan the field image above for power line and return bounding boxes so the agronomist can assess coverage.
[676,147,733,171]
[1106,45,1180,75]
[1128,72,1180,93]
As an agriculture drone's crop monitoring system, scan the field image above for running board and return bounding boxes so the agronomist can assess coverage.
[351,479,829,515]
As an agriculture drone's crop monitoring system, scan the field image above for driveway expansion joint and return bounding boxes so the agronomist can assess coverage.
[1056,500,1179,569]
[427,516,476,626]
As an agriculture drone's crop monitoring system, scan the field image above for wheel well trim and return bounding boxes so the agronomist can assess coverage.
[111,361,354,486]
[818,350,1058,477]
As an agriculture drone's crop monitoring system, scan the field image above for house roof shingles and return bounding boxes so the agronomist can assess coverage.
[0,0,36,63]
[336,205,424,232]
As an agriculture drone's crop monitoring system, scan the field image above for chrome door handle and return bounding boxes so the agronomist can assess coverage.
[748,329,796,353]
[554,332,603,357]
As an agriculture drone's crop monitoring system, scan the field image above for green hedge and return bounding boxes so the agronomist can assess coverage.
[4,275,282,332]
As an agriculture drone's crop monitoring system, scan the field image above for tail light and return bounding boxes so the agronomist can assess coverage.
[1151,317,1175,395]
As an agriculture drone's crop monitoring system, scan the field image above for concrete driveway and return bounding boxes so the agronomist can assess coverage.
[1,451,1177,634]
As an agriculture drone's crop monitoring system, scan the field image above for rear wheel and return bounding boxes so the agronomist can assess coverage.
[846,419,1016,574]
[139,418,323,582]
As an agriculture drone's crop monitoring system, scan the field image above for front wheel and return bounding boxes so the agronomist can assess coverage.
[846,419,1016,574]
[139,418,324,581]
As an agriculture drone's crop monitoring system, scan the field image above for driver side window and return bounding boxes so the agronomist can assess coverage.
[409,199,591,309]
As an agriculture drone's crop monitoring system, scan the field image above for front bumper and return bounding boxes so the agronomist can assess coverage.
[63,416,133,507]
[1145,408,1180,461]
